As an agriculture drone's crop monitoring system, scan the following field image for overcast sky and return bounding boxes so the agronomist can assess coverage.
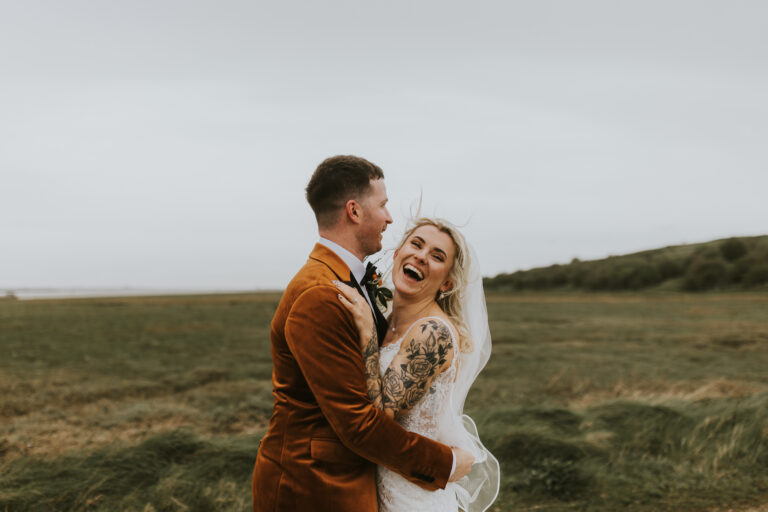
[2,1,766,291]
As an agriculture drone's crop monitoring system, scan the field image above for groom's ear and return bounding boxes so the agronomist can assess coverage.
[344,199,361,224]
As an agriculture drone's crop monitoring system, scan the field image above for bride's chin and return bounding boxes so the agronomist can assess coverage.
[393,281,416,297]
[393,283,436,301]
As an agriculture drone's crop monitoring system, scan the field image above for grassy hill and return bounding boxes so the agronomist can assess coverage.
[485,235,768,292]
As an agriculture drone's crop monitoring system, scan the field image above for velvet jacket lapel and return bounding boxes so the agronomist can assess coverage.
[309,244,389,345]
[368,290,388,345]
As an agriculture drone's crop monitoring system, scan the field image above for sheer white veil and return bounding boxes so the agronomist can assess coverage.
[437,244,500,512]
[371,226,500,511]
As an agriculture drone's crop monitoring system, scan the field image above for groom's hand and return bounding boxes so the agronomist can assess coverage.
[448,447,475,482]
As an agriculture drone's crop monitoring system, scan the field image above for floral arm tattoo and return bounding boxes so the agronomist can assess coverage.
[361,319,453,420]
[362,324,388,413]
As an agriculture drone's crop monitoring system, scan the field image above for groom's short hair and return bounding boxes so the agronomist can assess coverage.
[306,155,384,228]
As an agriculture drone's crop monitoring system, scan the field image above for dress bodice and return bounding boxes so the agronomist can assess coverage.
[376,316,459,511]
[378,324,457,439]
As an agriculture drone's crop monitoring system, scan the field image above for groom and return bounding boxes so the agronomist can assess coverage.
[252,155,474,511]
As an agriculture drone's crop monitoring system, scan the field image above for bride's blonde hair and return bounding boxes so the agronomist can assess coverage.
[397,217,474,353]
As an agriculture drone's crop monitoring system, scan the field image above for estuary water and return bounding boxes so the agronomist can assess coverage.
[3,288,248,300]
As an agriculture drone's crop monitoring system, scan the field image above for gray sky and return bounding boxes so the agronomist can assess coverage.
[2,0,766,290]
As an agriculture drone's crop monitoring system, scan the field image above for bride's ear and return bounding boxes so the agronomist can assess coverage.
[440,280,453,293]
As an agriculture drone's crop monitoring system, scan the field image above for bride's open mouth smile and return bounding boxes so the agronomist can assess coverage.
[402,263,425,283]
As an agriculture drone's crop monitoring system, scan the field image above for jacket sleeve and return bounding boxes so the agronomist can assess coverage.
[284,284,454,490]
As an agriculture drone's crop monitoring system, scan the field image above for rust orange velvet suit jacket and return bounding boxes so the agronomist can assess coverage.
[251,243,453,511]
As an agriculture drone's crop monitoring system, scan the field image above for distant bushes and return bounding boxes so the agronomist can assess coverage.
[730,257,756,283]
[485,235,768,292]
[582,258,662,291]
[656,258,683,280]
[743,264,768,286]
[682,258,728,291]
[720,237,747,261]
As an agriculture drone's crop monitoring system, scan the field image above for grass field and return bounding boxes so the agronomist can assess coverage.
[2,292,768,511]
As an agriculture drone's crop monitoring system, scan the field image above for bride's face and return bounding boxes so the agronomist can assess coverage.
[393,225,456,299]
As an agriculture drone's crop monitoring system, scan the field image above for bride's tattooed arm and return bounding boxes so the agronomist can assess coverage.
[361,319,454,420]
[333,281,455,419]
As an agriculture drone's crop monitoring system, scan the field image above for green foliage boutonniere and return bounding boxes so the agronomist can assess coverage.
[362,263,393,313]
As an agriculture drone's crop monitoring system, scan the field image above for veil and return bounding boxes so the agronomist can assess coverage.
[370,240,500,511]
[436,245,500,512]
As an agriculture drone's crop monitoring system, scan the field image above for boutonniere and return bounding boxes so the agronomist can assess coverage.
[362,262,393,312]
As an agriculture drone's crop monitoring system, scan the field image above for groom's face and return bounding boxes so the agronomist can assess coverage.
[356,179,392,257]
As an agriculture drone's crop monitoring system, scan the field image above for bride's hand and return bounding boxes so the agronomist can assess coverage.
[334,280,375,348]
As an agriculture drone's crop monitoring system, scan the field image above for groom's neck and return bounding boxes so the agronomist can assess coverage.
[318,228,366,262]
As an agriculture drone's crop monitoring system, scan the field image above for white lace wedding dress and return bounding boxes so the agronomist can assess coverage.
[376,316,459,512]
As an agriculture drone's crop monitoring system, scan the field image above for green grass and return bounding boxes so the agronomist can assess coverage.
[0,431,257,512]
[2,292,768,511]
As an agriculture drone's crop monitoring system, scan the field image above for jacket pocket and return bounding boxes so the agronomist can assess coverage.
[310,438,363,466]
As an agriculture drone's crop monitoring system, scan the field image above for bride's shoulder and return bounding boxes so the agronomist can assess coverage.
[401,316,457,357]
[405,315,456,337]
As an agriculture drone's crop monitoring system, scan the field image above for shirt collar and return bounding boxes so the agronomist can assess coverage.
[318,237,366,283]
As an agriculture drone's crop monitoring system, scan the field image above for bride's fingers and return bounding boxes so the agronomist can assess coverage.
[337,292,355,310]
[332,280,358,301]
[333,282,360,309]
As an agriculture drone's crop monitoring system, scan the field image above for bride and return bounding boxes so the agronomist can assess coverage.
[335,217,499,512]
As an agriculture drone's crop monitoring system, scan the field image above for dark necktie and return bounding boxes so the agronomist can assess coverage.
[345,275,376,322]
[346,265,388,344]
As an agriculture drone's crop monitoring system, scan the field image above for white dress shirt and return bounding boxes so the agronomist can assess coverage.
[317,237,458,479]
[318,237,376,311]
